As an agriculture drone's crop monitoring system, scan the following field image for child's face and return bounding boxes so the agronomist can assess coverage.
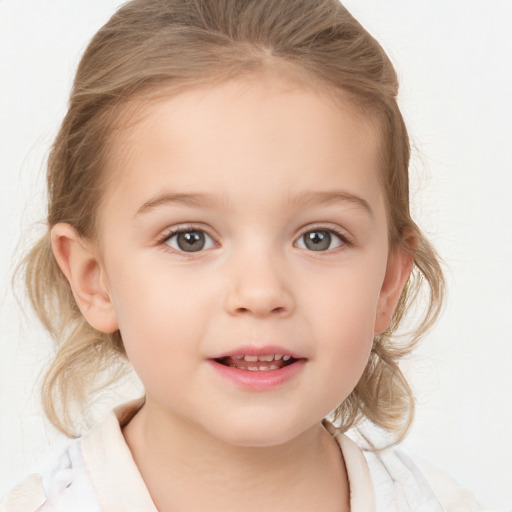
[85,75,408,446]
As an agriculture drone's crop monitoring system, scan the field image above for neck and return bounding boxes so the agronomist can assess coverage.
[122,397,349,512]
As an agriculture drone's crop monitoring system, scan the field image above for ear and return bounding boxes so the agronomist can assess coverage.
[50,223,119,333]
[374,234,415,334]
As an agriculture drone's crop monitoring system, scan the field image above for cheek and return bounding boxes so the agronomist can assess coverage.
[303,259,385,382]
[305,258,385,332]
[105,263,199,362]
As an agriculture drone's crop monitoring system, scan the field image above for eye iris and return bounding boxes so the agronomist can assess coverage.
[304,230,331,251]
[177,231,205,252]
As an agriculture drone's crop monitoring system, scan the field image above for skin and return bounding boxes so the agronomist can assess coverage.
[51,72,413,512]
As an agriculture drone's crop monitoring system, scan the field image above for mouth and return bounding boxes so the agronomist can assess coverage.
[209,346,306,390]
[214,353,298,371]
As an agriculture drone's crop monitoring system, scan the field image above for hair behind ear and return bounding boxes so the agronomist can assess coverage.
[19,230,127,436]
[331,227,445,445]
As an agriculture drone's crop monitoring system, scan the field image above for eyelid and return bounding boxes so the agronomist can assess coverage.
[158,224,218,255]
[156,222,352,255]
[294,224,352,251]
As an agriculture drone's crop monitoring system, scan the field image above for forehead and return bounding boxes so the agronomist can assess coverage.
[99,74,384,222]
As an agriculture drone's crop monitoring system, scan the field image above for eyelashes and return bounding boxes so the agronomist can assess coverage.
[295,228,348,252]
[162,228,217,253]
[158,224,352,256]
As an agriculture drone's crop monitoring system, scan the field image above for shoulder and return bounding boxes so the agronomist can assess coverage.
[363,444,488,512]
[332,427,490,512]
[0,474,45,512]
[1,400,149,512]
[418,460,494,512]
[1,441,102,512]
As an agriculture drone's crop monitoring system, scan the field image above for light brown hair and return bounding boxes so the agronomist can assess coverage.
[21,0,444,439]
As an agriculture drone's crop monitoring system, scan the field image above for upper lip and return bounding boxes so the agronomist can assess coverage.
[210,345,305,360]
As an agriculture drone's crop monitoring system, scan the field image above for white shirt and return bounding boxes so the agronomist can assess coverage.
[1,402,488,512]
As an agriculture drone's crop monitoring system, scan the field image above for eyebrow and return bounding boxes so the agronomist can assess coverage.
[135,190,373,218]
[135,192,221,216]
[289,190,374,218]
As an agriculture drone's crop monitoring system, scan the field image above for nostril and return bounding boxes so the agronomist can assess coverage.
[225,280,294,318]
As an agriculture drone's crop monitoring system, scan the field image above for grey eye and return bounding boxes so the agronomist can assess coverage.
[296,229,345,252]
[165,230,215,253]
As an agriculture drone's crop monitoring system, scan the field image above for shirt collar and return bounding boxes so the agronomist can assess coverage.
[80,401,375,512]
[81,399,157,512]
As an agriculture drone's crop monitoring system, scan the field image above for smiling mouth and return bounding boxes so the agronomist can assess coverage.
[214,354,297,371]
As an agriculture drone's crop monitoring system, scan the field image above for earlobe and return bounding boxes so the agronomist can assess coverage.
[374,243,414,335]
[50,223,119,333]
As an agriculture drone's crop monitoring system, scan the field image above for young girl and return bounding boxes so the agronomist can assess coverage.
[1,0,490,510]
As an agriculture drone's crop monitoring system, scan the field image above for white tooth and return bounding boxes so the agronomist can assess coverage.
[274,354,283,360]
[244,355,258,362]
[247,366,259,371]
[231,355,244,360]
[259,366,270,371]
[258,355,274,362]
[229,364,237,368]
[283,355,291,361]
[269,364,280,370]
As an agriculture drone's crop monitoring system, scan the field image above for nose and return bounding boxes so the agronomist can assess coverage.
[224,249,295,318]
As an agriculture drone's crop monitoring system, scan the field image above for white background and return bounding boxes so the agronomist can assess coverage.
[1,1,511,510]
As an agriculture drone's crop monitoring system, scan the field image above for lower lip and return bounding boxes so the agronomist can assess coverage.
[208,359,306,391]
